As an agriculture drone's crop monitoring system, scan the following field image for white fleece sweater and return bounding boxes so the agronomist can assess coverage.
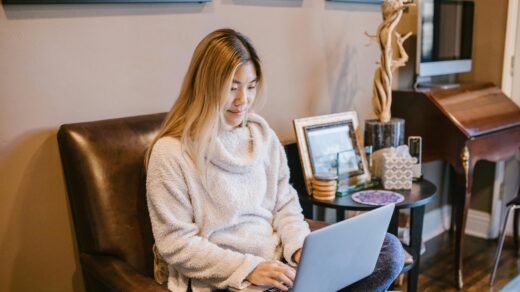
[146,114,310,292]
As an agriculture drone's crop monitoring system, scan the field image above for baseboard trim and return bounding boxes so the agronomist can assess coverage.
[423,206,450,241]
[466,209,493,239]
[422,206,493,241]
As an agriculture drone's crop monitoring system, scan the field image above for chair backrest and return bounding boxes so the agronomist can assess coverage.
[284,142,307,195]
[58,113,166,277]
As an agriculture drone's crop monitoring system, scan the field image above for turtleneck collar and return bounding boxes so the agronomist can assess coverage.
[208,113,270,174]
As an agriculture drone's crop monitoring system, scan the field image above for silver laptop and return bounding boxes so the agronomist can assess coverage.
[236,203,395,292]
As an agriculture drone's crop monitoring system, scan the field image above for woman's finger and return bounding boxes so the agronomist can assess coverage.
[247,260,297,289]
[268,278,289,291]
[277,272,294,288]
[273,262,296,281]
[266,267,294,288]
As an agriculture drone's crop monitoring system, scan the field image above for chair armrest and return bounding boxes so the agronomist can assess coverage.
[81,253,170,291]
[305,219,329,231]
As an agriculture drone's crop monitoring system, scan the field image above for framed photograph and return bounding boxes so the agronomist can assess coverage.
[293,111,371,196]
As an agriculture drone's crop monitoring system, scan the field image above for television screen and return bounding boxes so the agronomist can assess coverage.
[417,0,474,77]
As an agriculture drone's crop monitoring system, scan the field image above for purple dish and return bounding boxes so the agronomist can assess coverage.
[351,190,404,206]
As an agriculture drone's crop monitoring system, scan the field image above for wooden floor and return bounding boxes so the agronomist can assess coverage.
[394,231,520,291]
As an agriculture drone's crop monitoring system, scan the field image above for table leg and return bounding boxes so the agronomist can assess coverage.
[449,166,458,234]
[453,190,469,289]
[388,210,399,235]
[336,209,345,222]
[387,209,400,290]
[301,200,313,219]
[316,206,325,221]
[408,206,425,292]
[454,147,474,289]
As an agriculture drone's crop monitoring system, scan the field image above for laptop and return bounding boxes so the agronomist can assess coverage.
[235,203,395,292]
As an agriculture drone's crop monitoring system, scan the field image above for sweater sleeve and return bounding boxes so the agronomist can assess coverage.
[271,140,311,266]
[146,139,264,290]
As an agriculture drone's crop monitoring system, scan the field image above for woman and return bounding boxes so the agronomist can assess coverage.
[146,28,404,292]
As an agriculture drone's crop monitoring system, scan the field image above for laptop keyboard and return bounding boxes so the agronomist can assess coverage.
[263,288,293,292]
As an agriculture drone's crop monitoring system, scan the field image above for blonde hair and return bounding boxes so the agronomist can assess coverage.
[145,28,264,170]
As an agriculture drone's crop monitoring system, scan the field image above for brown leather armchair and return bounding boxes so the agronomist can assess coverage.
[57,113,326,291]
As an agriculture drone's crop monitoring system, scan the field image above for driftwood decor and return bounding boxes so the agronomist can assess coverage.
[364,0,413,155]
[371,0,413,123]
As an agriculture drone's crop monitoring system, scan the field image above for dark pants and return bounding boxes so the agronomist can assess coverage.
[339,233,405,292]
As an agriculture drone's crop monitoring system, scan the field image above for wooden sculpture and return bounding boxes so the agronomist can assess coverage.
[371,0,413,123]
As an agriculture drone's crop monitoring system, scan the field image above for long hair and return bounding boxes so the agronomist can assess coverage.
[145,28,264,171]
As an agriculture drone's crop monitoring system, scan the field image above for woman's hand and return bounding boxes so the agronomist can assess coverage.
[246,260,296,291]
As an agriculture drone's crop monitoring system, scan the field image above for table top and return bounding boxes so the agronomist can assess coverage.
[299,179,437,211]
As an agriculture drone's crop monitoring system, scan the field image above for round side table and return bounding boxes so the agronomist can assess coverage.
[299,179,437,292]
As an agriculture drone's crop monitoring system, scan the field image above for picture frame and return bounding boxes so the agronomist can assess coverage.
[293,111,371,196]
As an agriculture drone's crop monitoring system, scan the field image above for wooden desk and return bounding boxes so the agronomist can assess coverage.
[392,83,520,288]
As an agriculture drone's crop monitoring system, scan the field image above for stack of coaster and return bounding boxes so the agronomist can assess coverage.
[312,173,338,200]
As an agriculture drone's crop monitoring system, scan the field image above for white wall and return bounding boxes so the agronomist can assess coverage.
[0,1,383,291]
